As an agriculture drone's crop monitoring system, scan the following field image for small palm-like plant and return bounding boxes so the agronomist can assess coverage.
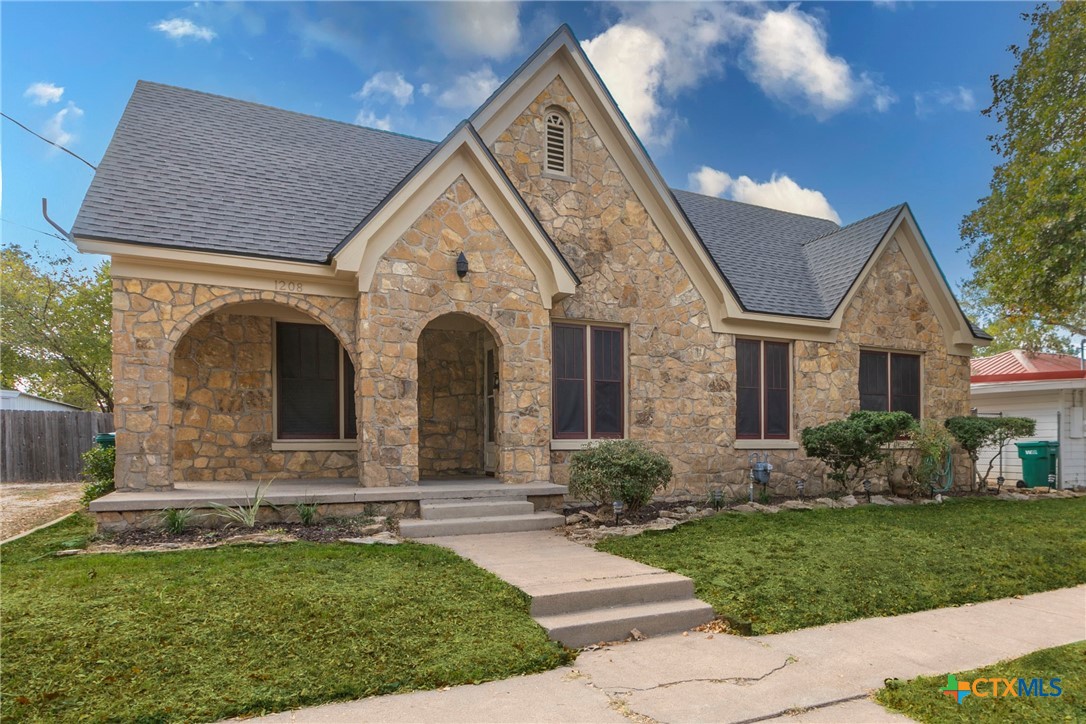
[295,501,319,526]
[160,507,198,534]
[209,479,275,528]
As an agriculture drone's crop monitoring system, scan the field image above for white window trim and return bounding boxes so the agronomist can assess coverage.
[735,338,794,443]
[272,319,357,446]
[550,320,629,443]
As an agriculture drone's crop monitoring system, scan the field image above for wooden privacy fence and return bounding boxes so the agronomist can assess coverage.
[0,410,114,482]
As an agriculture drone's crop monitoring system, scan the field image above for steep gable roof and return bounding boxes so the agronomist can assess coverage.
[72,81,437,263]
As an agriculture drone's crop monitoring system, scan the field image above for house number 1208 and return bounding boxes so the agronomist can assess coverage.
[275,280,303,292]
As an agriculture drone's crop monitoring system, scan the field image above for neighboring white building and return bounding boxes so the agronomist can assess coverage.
[0,389,84,412]
[970,351,1086,488]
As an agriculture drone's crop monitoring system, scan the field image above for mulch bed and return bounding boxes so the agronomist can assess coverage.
[102,516,385,547]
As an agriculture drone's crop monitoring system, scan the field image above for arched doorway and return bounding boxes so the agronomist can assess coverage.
[169,302,359,483]
[417,313,500,478]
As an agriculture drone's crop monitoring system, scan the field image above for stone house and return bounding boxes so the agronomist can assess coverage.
[73,26,989,516]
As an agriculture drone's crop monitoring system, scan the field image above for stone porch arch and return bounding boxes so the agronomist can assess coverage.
[112,279,358,491]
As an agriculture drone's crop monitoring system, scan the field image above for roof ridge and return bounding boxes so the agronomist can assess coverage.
[801,202,905,246]
[134,80,440,147]
[671,187,843,227]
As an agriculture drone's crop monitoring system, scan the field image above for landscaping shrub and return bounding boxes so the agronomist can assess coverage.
[569,440,672,512]
[160,508,198,534]
[801,410,916,493]
[908,419,956,495]
[80,445,115,504]
[945,415,1036,489]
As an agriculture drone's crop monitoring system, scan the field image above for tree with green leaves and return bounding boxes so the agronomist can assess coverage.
[960,3,1086,341]
[959,284,1074,357]
[1,245,113,411]
[945,416,1037,489]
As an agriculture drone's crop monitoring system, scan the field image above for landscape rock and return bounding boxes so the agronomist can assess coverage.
[749,503,781,514]
[868,495,894,506]
[838,495,859,508]
[684,506,698,514]
[779,500,813,511]
[658,510,685,520]
[341,532,400,545]
[812,498,837,509]
[566,513,585,525]
[730,504,758,513]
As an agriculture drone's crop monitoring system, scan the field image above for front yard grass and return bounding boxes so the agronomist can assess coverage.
[598,497,1086,634]
[875,641,1085,723]
[0,514,571,723]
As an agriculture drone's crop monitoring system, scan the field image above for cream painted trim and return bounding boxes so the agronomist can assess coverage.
[550,439,595,452]
[733,440,800,450]
[470,41,733,332]
[107,255,357,299]
[271,441,357,452]
[332,125,577,308]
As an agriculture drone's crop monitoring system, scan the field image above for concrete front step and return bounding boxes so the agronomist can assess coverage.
[534,598,715,648]
[528,572,695,617]
[420,499,535,520]
[400,512,565,538]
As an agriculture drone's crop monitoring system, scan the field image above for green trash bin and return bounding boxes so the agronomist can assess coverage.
[1015,441,1059,488]
[94,432,116,449]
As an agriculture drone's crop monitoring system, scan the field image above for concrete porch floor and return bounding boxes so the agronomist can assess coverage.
[89,477,569,513]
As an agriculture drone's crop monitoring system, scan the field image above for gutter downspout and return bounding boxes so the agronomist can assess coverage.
[41,198,74,243]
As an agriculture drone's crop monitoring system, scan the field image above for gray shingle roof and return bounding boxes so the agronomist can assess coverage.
[74,80,986,337]
[672,190,905,318]
[73,81,437,262]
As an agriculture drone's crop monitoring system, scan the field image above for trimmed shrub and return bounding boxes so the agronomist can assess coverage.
[80,445,115,504]
[801,410,917,492]
[568,440,672,512]
[945,415,1037,489]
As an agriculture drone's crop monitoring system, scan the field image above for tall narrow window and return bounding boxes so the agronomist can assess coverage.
[544,108,569,175]
[859,350,921,419]
[276,322,355,440]
[552,323,625,440]
[736,339,791,440]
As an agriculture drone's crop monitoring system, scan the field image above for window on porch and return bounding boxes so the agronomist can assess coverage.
[275,322,356,440]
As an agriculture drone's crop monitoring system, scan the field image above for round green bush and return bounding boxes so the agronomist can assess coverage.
[568,440,673,512]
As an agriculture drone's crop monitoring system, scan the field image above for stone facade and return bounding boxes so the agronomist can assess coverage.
[491,76,734,491]
[112,278,356,490]
[108,77,975,498]
[355,176,552,487]
[171,312,357,481]
[417,326,485,477]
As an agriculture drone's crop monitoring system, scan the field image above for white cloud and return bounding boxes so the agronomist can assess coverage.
[580,4,753,146]
[435,67,501,109]
[433,2,521,60]
[24,82,64,106]
[689,165,840,223]
[354,109,392,131]
[153,18,217,42]
[582,25,669,144]
[42,102,84,147]
[914,86,976,117]
[746,5,893,118]
[355,71,414,107]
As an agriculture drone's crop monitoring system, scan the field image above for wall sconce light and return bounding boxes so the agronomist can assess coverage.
[456,251,469,278]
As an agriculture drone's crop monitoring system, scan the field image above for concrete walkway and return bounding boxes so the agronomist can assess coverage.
[254,585,1085,723]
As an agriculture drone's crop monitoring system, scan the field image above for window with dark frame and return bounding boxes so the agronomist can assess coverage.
[859,350,921,419]
[276,322,356,440]
[736,339,791,440]
[552,323,624,439]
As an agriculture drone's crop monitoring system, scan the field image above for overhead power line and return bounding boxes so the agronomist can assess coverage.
[1,112,97,170]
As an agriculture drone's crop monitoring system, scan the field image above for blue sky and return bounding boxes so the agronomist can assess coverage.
[3,1,1030,288]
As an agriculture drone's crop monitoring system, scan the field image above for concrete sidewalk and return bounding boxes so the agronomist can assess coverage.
[253,585,1085,723]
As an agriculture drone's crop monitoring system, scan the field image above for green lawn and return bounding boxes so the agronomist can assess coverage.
[876,642,1085,723]
[599,497,1086,634]
[0,514,571,723]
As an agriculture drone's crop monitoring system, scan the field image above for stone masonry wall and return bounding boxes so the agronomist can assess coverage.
[112,278,357,490]
[491,76,734,491]
[491,75,972,497]
[171,312,357,481]
[357,176,552,487]
[417,327,484,477]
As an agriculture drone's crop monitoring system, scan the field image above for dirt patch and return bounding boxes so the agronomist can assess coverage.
[1,482,84,540]
[90,516,394,553]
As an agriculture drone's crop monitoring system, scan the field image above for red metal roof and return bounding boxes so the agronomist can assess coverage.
[971,350,1086,382]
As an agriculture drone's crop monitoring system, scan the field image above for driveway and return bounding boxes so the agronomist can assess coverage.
[252,585,1085,723]
[1,482,83,541]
